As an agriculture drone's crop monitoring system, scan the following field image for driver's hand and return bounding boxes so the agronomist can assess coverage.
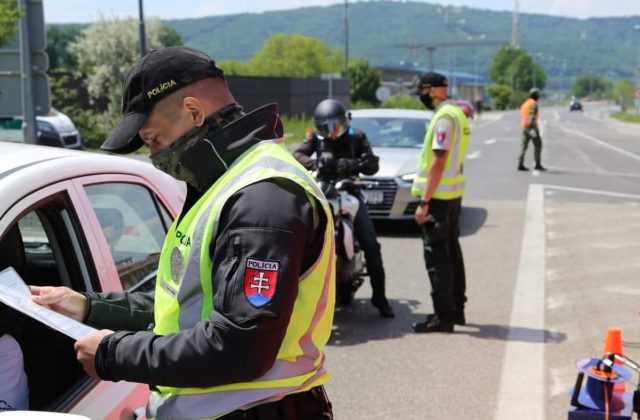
[30,285,88,322]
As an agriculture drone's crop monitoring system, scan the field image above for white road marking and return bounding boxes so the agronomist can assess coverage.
[554,112,560,121]
[484,138,497,145]
[466,150,482,160]
[495,183,640,419]
[543,185,640,200]
[495,184,545,420]
[559,126,640,162]
[532,170,541,177]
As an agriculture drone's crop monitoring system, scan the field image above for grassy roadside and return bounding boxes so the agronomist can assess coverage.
[611,112,640,124]
[281,115,313,146]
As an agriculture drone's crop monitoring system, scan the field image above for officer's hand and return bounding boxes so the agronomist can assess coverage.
[528,129,538,137]
[74,329,114,379]
[30,285,87,322]
[414,203,429,225]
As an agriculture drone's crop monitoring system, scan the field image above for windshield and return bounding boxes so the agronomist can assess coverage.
[350,116,428,148]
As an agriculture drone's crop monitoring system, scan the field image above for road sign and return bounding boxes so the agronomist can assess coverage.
[375,86,391,102]
[0,73,50,116]
[0,0,50,118]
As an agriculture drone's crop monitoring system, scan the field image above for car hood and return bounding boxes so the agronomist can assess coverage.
[371,147,420,177]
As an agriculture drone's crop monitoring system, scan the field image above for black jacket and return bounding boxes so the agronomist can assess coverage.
[85,104,327,388]
[293,128,379,179]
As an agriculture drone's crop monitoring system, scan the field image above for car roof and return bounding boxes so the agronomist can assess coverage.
[349,108,433,119]
[0,142,181,218]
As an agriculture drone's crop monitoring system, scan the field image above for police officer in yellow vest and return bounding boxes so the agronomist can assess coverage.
[518,87,546,171]
[30,47,335,419]
[411,72,470,333]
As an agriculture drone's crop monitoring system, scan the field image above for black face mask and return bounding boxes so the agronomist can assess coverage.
[420,94,435,110]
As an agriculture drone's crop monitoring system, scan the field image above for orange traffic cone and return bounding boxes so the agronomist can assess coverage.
[603,327,626,392]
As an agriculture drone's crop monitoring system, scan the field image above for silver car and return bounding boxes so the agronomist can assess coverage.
[349,108,433,220]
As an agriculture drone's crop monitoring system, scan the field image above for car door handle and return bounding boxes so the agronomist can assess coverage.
[133,407,147,420]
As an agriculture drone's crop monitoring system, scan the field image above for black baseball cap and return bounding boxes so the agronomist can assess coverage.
[418,72,449,89]
[101,46,224,154]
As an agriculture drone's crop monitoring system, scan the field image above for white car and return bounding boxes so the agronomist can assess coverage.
[349,108,433,220]
[0,109,83,149]
[0,143,184,418]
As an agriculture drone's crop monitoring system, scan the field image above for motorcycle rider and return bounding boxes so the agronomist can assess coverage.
[293,99,395,318]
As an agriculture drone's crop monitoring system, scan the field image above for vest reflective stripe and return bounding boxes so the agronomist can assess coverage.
[520,98,538,127]
[149,140,335,420]
[411,104,470,200]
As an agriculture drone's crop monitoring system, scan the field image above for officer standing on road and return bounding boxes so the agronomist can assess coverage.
[30,46,335,420]
[411,72,470,333]
[518,87,546,171]
[293,99,395,318]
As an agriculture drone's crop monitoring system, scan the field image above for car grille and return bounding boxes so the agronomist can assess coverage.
[404,202,419,215]
[63,134,79,146]
[363,177,397,215]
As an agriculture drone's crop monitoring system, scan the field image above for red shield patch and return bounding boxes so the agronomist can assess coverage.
[243,258,279,307]
[436,131,446,144]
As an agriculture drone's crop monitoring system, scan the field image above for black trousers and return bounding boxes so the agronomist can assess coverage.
[420,198,467,322]
[218,386,333,420]
[354,196,386,299]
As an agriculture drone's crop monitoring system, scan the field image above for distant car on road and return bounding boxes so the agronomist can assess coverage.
[569,99,583,111]
[0,109,83,149]
[349,108,433,220]
[0,143,184,417]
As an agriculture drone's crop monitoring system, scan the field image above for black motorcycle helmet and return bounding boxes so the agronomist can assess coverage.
[314,99,349,140]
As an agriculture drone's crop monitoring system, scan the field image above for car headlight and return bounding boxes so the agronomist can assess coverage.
[400,173,416,182]
[36,121,57,133]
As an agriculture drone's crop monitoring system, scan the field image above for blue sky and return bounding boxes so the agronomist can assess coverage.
[44,0,640,23]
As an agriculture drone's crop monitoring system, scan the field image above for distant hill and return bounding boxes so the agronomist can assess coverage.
[164,1,640,90]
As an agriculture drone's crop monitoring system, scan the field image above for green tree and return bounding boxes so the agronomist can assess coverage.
[46,25,83,70]
[216,59,252,76]
[247,33,342,77]
[65,16,183,148]
[486,84,511,110]
[348,59,380,104]
[611,79,635,112]
[0,0,21,46]
[488,46,547,108]
[572,74,610,99]
[381,95,423,110]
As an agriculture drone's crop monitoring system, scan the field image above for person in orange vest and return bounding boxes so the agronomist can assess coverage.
[518,88,546,171]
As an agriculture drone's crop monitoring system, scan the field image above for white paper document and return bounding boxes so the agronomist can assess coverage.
[0,267,97,340]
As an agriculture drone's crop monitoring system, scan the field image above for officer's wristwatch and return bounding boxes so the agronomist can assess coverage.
[418,200,430,208]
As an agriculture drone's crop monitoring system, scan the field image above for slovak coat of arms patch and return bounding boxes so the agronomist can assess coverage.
[243,258,279,307]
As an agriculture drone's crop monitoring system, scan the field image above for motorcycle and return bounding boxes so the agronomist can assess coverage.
[315,173,375,305]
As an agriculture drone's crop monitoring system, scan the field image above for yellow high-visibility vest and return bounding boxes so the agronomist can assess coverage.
[149,140,335,420]
[411,103,470,200]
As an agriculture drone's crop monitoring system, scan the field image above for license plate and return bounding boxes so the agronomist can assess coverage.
[362,190,384,205]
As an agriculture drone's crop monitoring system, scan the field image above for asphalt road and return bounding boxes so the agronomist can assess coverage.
[323,102,640,419]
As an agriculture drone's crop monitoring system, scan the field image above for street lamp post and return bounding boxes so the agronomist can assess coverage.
[343,0,349,76]
[138,0,146,58]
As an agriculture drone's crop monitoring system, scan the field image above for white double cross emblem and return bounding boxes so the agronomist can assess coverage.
[250,272,271,294]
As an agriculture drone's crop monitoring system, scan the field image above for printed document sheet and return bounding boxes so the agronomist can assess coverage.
[0,267,97,340]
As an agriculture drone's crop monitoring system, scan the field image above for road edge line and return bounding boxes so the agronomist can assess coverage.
[494,183,546,420]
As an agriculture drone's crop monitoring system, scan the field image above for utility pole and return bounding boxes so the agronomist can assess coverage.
[18,0,36,144]
[511,0,519,47]
[138,0,146,58]
[343,0,349,76]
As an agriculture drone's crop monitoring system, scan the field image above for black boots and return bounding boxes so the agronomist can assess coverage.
[412,314,453,333]
[534,164,547,171]
[371,297,395,318]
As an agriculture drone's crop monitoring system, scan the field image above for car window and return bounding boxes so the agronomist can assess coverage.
[1,192,96,411]
[84,183,167,290]
[351,117,427,148]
